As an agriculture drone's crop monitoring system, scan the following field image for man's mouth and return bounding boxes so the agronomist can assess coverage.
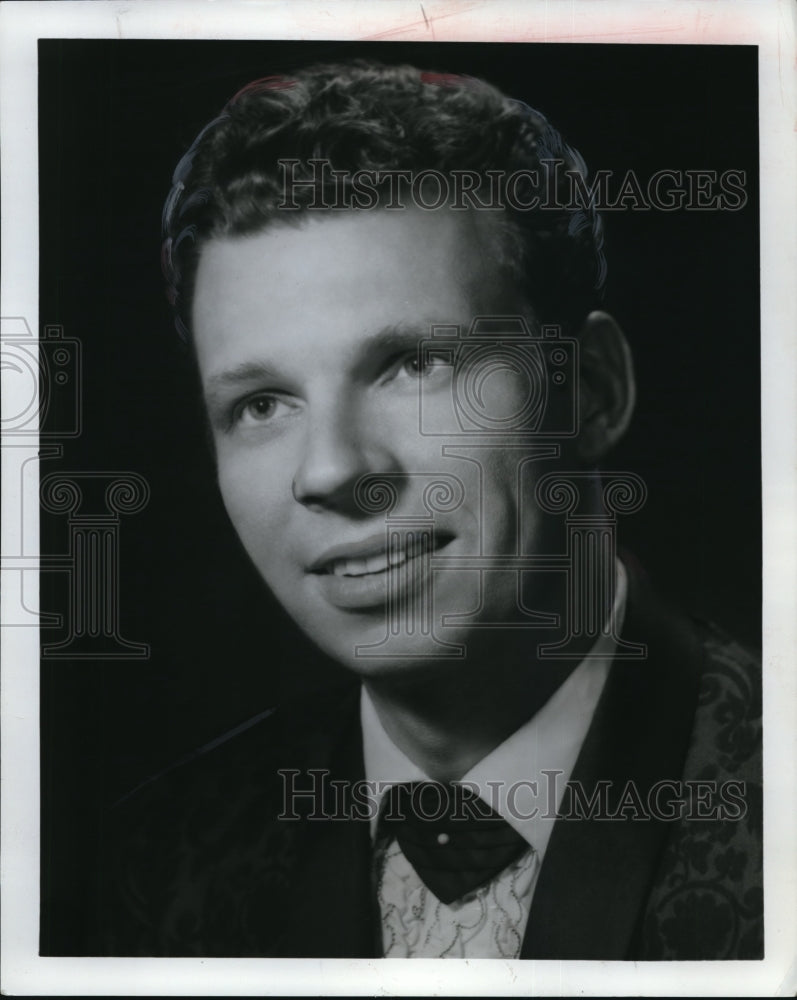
[311,531,454,578]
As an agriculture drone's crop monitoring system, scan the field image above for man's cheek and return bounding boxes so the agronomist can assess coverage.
[216,491,282,575]
[218,460,282,517]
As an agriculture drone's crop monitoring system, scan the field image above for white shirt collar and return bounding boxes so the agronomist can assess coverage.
[361,559,628,864]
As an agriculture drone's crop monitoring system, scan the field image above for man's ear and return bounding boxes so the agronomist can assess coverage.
[576,310,636,464]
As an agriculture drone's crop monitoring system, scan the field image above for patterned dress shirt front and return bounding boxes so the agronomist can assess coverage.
[361,562,627,958]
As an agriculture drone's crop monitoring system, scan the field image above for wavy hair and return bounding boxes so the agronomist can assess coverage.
[162,61,606,340]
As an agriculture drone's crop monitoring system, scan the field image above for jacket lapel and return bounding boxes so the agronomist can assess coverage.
[271,564,706,960]
[521,561,704,959]
[276,684,378,958]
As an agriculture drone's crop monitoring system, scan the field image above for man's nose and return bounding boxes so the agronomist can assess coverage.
[291,398,393,514]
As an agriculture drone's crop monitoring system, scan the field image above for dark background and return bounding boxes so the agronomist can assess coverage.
[38,40,760,952]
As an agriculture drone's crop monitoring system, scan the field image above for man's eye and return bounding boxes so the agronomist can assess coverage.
[233,394,290,427]
[398,351,450,379]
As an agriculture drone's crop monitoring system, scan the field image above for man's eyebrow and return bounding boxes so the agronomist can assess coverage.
[361,323,431,347]
[203,323,445,399]
[349,323,441,375]
[204,361,278,400]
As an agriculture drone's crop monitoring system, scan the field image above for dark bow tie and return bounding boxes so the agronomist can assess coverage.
[378,781,529,904]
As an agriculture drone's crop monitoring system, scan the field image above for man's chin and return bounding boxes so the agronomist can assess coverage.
[298,618,468,679]
[289,580,519,677]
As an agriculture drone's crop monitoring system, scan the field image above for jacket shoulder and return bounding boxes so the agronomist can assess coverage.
[639,620,763,959]
[94,681,360,956]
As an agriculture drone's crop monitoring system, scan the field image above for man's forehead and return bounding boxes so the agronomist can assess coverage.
[192,207,530,380]
[197,207,523,309]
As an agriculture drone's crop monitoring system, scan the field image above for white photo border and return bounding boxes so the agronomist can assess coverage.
[1,0,795,995]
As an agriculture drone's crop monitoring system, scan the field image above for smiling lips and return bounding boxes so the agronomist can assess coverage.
[313,531,452,579]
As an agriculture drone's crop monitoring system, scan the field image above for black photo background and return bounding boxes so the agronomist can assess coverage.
[38,40,759,952]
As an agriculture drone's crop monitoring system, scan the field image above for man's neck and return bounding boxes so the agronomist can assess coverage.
[361,546,626,783]
[362,636,587,783]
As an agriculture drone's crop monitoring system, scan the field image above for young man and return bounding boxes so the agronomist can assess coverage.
[97,62,761,960]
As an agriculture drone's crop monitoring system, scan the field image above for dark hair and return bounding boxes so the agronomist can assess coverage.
[162,60,606,340]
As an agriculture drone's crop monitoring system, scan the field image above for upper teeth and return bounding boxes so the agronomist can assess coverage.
[331,549,402,577]
[328,534,431,577]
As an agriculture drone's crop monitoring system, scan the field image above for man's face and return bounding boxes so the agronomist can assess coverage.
[193,208,562,674]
